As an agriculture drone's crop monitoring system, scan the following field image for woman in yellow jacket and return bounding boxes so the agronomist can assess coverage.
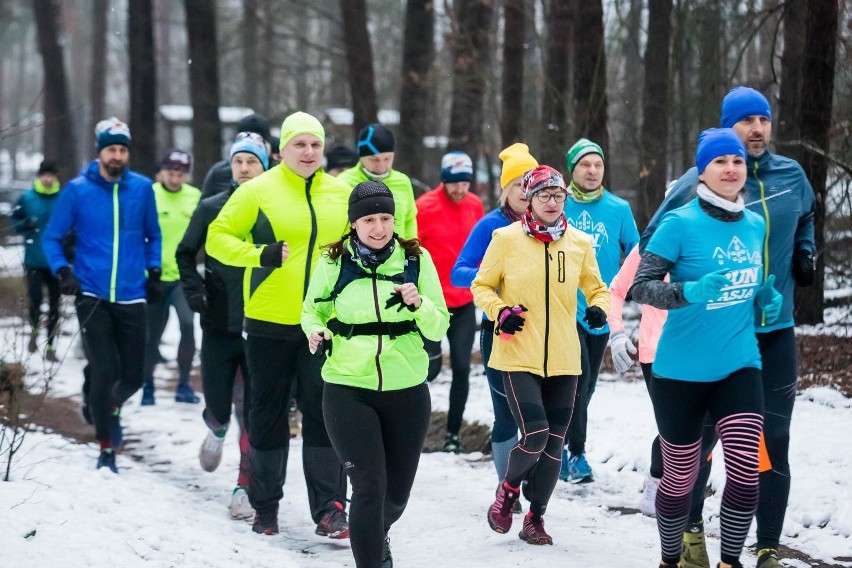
[472,165,610,546]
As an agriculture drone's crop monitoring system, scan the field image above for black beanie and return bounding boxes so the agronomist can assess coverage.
[38,160,59,175]
[237,113,271,143]
[356,123,395,156]
[348,181,395,222]
[326,144,358,171]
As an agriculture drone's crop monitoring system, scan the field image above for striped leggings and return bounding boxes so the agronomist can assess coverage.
[650,367,764,565]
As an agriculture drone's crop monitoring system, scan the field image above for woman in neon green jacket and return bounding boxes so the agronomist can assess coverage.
[302,181,449,568]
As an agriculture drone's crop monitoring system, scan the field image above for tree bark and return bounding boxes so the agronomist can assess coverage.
[184,0,222,180]
[637,0,673,232]
[448,0,493,176]
[776,0,806,144]
[696,0,723,128]
[339,0,378,136]
[128,0,157,177]
[501,0,525,148]
[243,0,260,110]
[31,0,78,184]
[396,0,435,182]
[573,0,608,157]
[540,0,572,171]
[791,0,837,324]
[90,0,108,145]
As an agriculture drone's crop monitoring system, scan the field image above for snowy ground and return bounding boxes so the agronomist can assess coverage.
[1,305,851,567]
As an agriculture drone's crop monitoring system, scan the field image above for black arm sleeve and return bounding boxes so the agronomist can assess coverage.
[629,252,690,310]
[176,204,208,299]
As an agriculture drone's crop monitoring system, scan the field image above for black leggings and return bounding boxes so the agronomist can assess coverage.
[504,371,577,516]
[144,280,196,385]
[75,296,146,442]
[200,330,249,432]
[324,382,431,568]
[688,327,798,551]
[26,267,60,345]
[424,302,477,435]
[651,368,764,565]
[640,362,664,479]
[566,324,609,455]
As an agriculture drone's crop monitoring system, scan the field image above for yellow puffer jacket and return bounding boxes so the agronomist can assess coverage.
[472,222,610,377]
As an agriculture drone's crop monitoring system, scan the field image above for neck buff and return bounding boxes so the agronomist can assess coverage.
[350,233,396,269]
[521,208,567,243]
[34,179,60,195]
[501,203,523,223]
[696,182,744,213]
[361,166,391,181]
[569,179,603,203]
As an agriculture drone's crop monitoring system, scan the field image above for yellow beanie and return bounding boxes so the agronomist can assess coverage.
[279,111,325,150]
[499,143,538,189]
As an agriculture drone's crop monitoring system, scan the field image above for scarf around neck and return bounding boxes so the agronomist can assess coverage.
[361,166,391,181]
[351,233,396,269]
[696,183,744,212]
[35,179,60,195]
[521,209,567,243]
[501,203,523,223]
[569,179,603,203]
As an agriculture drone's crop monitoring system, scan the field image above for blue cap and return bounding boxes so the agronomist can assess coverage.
[229,132,269,170]
[440,151,473,183]
[95,117,131,151]
[720,87,771,128]
[695,128,746,174]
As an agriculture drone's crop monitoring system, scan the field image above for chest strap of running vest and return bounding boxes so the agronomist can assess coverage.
[314,248,420,304]
[326,318,419,340]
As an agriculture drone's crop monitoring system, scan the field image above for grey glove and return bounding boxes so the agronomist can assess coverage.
[609,330,637,374]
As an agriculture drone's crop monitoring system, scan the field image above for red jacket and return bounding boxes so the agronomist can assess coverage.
[416,185,484,308]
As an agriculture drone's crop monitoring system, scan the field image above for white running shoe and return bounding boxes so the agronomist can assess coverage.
[639,474,660,517]
[230,487,254,520]
[199,430,225,472]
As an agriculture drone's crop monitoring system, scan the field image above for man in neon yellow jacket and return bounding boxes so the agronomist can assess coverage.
[206,111,352,538]
[337,123,418,239]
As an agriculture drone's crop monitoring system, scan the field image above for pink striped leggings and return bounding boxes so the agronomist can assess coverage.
[650,367,764,566]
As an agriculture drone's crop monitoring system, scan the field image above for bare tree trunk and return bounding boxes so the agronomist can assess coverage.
[448,0,493,174]
[539,0,572,170]
[184,0,222,180]
[396,0,435,182]
[128,0,157,177]
[573,0,608,156]
[791,1,837,325]
[260,0,274,116]
[696,0,723,128]
[243,0,260,110]
[339,0,378,136]
[672,0,691,174]
[90,0,108,144]
[31,0,78,183]
[637,0,673,231]
[501,0,525,148]
[776,0,806,144]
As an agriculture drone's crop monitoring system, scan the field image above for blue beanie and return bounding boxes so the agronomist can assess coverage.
[440,151,473,183]
[229,132,269,170]
[720,87,771,128]
[95,117,131,151]
[695,128,746,174]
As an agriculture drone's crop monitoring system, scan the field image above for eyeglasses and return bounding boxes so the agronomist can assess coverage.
[235,131,265,144]
[535,192,567,203]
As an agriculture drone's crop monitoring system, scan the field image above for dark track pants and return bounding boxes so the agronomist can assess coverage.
[200,330,249,431]
[75,296,146,443]
[504,371,577,516]
[25,267,60,346]
[565,324,609,455]
[245,332,346,522]
[324,382,431,568]
[143,281,195,386]
[424,302,476,435]
[688,327,798,551]
[651,368,764,565]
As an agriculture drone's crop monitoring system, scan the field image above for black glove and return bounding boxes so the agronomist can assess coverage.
[792,249,815,287]
[259,241,285,268]
[497,305,527,335]
[583,305,607,329]
[57,266,79,296]
[313,337,333,359]
[186,292,208,314]
[385,290,417,312]
[146,268,163,304]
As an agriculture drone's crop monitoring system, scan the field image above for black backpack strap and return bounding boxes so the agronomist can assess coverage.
[314,250,368,303]
[327,318,419,340]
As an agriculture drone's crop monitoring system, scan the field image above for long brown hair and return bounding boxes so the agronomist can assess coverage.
[323,231,422,261]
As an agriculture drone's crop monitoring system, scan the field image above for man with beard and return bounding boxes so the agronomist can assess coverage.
[43,118,162,474]
[640,87,816,568]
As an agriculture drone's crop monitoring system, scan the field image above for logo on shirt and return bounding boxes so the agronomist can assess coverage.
[568,210,609,254]
[707,236,762,310]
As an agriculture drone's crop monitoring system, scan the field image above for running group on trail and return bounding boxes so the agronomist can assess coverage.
[12,84,815,568]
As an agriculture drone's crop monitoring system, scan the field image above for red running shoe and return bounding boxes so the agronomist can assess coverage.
[518,511,553,545]
[487,482,521,533]
[315,501,350,539]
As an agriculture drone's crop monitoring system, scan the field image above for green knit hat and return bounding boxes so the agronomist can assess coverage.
[565,138,604,172]
[279,111,325,151]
